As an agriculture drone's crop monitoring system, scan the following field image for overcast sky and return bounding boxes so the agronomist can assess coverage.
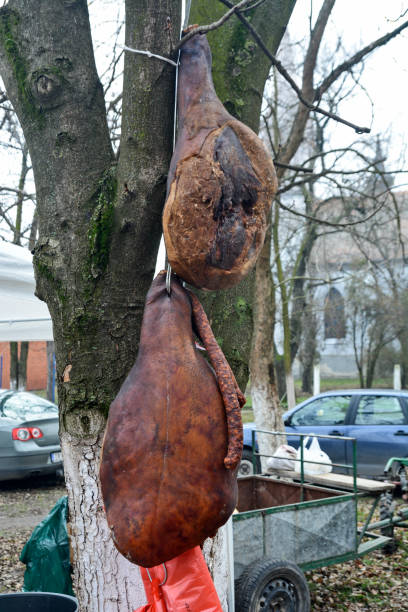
[287,1,408,175]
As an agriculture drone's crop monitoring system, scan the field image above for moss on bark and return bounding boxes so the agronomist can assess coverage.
[0,7,45,126]
[87,167,117,279]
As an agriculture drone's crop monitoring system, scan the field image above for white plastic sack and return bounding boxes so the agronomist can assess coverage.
[295,436,332,475]
[266,444,298,472]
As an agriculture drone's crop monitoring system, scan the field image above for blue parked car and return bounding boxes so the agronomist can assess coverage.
[241,389,408,479]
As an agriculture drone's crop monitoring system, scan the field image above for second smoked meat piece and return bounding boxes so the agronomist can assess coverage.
[163,33,278,290]
[100,272,241,567]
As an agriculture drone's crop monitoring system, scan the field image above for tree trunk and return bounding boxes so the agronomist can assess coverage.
[10,340,28,391]
[62,431,146,611]
[300,294,318,394]
[46,340,55,402]
[9,341,18,390]
[272,201,296,409]
[399,332,408,389]
[0,1,295,609]
[13,142,29,245]
[250,224,285,470]
[275,353,287,400]
[189,2,296,594]
[202,525,232,611]
[300,313,315,395]
[18,341,28,390]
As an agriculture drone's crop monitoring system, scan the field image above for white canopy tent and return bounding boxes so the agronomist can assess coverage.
[0,242,53,341]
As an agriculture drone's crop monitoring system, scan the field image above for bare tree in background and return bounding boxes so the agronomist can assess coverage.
[250,0,408,466]
[0,103,35,389]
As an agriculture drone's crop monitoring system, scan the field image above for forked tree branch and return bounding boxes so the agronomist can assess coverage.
[173,0,257,53]
[314,18,408,100]
[217,0,370,134]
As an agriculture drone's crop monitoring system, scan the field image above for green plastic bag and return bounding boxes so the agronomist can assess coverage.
[20,495,74,596]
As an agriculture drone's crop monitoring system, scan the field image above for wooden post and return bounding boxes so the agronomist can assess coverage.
[313,363,320,396]
[286,371,296,409]
[393,364,401,390]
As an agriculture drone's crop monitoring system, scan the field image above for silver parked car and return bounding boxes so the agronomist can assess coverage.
[0,389,63,481]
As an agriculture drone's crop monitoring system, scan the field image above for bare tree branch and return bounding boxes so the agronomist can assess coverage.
[314,18,408,100]
[276,193,389,228]
[173,0,257,53]
[240,0,267,12]
[274,160,314,173]
[217,0,370,135]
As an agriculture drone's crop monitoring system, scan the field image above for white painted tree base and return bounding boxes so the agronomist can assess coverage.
[252,384,286,472]
[61,433,146,611]
[61,433,230,611]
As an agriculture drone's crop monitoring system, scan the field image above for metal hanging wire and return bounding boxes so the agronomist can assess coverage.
[165,0,192,296]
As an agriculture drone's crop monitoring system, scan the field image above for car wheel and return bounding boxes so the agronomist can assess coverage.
[235,558,310,612]
[238,449,260,477]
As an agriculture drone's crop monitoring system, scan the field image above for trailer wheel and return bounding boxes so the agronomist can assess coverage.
[235,559,310,612]
[390,461,408,498]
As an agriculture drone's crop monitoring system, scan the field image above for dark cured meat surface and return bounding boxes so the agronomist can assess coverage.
[100,272,241,567]
[163,34,278,290]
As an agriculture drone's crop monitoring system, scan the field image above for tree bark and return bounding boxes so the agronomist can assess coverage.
[46,340,55,402]
[13,142,28,245]
[300,297,318,394]
[399,331,408,389]
[18,340,28,390]
[8,340,28,391]
[250,224,285,469]
[9,341,18,390]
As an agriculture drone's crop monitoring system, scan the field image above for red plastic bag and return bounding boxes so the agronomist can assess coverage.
[134,546,223,612]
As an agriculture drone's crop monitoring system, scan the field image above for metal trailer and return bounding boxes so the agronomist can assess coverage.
[232,431,408,612]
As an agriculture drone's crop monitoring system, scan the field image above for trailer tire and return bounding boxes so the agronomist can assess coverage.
[235,558,310,612]
[238,449,261,477]
[390,460,408,497]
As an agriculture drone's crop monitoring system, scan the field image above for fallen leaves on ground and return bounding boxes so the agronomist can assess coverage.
[0,529,31,593]
[0,478,66,594]
[307,496,408,611]
[1,480,408,610]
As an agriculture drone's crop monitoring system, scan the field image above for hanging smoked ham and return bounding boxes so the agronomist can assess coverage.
[100,271,245,567]
[163,32,278,291]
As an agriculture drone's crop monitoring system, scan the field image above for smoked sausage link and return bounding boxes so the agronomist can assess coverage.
[100,272,242,567]
[163,33,278,290]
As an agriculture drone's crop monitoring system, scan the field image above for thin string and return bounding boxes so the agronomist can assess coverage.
[120,45,178,67]
[166,1,192,295]
[183,0,192,30]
